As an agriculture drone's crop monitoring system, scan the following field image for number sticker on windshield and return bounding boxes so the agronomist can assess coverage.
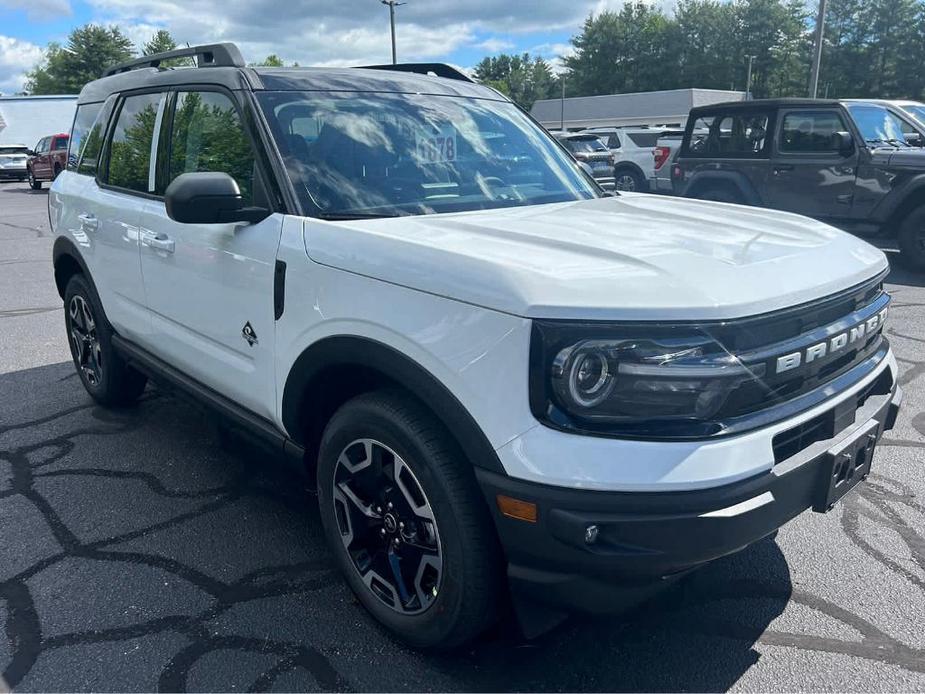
[417,127,457,163]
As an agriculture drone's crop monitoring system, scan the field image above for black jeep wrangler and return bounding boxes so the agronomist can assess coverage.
[672,98,925,269]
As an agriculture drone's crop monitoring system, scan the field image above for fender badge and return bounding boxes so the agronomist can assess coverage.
[242,321,258,347]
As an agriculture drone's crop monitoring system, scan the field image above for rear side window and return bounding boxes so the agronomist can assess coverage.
[68,103,102,171]
[626,132,659,148]
[686,112,770,157]
[106,92,163,192]
[168,91,256,203]
[779,110,847,153]
[77,97,115,177]
[52,136,68,150]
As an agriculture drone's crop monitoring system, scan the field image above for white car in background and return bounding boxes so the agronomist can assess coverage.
[584,127,663,192]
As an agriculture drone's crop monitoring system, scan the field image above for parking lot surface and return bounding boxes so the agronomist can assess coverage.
[1,182,924,692]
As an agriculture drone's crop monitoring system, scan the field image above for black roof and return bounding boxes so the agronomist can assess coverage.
[78,43,500,105]
[690,98,843,115]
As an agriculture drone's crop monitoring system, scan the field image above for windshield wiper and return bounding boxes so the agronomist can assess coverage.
[866,138,911,148]
[314,211,405,221]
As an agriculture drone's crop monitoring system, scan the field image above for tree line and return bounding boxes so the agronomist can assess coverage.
[476,0,925,108]
[20,0,925,108]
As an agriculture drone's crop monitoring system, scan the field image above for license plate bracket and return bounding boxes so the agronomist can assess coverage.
[813,419,879,512]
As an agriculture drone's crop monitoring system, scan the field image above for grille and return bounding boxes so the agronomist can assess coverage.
[772,368,893,463]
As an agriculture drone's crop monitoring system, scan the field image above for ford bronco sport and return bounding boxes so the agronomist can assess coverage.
[51,44,902,649]
[673,98,925,270]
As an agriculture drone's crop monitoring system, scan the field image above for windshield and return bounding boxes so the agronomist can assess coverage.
[564,136,609,153]
[847,104,919,147]
[258,91,598,218]
[901,104,925,126]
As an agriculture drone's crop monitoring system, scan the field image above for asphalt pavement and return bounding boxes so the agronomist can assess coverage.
[1,181,924,692]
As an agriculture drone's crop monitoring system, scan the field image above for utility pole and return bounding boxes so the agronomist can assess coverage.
[809,0,828,98]
[380,0,405,65]
[560,77,566,131]
[745,55,756,100]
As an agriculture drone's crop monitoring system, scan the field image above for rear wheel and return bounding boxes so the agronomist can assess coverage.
[64,274,147,406]
[897,205,925,272]
[317,390,502,650]
[28,167,41,190]
[614,168,646,192]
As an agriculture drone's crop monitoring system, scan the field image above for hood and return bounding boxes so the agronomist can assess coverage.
[302,194,888,321]
[877,147,925,168]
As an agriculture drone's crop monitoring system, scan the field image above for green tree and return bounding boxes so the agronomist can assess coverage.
[473,53,559,109]
[143,29,194,68]
[563,4,678,95]
[25,24,135,94]
[251,54,285,67]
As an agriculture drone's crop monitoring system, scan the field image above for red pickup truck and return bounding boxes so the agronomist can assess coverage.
[27,133,69,190]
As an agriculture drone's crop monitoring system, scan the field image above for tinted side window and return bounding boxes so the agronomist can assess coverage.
[168,91,255,203]
[68,103,102,171]
[107,92,162,192]
[687,112,769,156]
[606,134,621,148]
[35,138,47,154]
[627,132,660,148]
[77,97,116,177]
[52,136,68,150]
[780,110,847,153]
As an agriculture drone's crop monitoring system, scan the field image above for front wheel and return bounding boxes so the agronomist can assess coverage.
[897,205,925,272]
[317,390,502,649]
[64,274,147,406]
[28,168,41,190]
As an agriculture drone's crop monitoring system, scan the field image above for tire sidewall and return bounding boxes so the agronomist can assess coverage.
[317,397,479,648]
[64,275,117,400]
[615,168,644,192]
[898,206,925,271]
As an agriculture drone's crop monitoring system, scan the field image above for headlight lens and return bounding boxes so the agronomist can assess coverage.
[533,323,767,437]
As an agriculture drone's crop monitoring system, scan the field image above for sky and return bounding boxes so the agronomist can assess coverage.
[0,0,639,94]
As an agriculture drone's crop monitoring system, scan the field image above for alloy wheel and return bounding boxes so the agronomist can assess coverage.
[68,295,103,386]
[615,173,637,191]
[332,438,443,615]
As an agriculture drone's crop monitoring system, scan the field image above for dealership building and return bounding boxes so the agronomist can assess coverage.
[531,87,746,130]
[0,95,78,148]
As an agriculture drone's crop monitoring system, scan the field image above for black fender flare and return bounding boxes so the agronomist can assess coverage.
[52,236,111,330]
[874,175,925,227]
[684,170,763,206]
[281,335,505,473]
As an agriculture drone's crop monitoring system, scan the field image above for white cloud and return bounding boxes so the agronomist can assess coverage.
[0,0,71,21]
[0,35,44,94]
[474,37,516,53]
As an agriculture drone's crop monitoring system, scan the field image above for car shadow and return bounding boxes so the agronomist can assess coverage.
[0,361,792,692]
[0,184,47,195]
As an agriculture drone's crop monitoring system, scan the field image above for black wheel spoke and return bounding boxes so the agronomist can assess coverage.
[333,438,442,615]
[68,295,103,387]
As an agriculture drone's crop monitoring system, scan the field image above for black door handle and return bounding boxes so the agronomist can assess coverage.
[773,164,795,175]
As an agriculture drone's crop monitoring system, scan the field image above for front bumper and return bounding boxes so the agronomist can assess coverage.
[477,382,902,615]
[0,167,27,180]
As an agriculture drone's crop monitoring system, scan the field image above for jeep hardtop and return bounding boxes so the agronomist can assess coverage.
[51,44,902,648]
[673,98,925,269]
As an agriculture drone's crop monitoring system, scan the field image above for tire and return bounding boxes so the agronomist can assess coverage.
[696,185,743,204]
[28,167,41,190]
[64,274,147,406]
[614,167,646,192]
[317,389,502,650]
[897,205,925,272]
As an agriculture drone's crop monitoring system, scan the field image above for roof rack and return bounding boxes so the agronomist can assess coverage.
[103,42,245,78]
[357,62,474,83]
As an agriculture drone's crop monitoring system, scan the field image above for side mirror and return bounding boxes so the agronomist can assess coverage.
[907,133,925,148]
[833,131,854,155]
[27,150,36,157]
[165,172,270,225]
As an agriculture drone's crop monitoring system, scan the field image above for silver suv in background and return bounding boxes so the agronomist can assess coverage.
[843,99,925,137]
[551,132,616,190]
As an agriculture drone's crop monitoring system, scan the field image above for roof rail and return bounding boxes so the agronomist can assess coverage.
[357,62,474,83]
[103,42,245,78]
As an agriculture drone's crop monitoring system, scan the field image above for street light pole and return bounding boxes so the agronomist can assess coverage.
[809,0,828,98]
[560,77,566,131]
[380,0,405,65]
[745,55,756,100]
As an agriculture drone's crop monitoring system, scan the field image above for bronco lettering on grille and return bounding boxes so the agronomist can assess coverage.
[775,308,888,374]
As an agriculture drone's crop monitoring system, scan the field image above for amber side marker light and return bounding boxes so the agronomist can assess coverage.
[496,495,538,523]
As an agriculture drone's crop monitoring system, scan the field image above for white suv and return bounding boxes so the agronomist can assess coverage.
[584,126,662,191]
[51,43,902,649]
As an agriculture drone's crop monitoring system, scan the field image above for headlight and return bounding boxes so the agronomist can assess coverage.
[531,322,767,438]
